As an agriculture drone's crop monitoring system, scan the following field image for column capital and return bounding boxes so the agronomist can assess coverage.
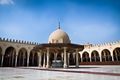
[63,47,67,50]
[1,54,4,56]
[39,50,42,52]
[38,50,42,55]
[46,47,50,50]
[75,48,79,53]
[76,48,79,50]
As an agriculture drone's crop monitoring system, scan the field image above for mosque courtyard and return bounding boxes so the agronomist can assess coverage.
[0,65,120,80]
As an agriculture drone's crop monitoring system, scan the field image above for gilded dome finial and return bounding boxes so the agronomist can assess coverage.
[58,21,60,29]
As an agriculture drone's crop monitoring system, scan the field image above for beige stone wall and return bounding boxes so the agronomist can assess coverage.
[79,41,120,61]
[0,38,37,56]
[0,37,120,67]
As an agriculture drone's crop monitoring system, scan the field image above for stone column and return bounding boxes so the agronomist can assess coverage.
[89,53,91,62]
[67,53,70,66]
[61,53,64,61]
[76,49,79,68]
[94,54,97,62]
[103,51,106,61]
[38,51,42,67]
[1,49,5,67]
[43,53,46,68]
[27,51,30,67]
[46,48,50,68]
[32,52,35,66]
[15,50,18,67]
[1,55,4,67]
[114,50,118,61]
[54,53,57,61]
[80,53,83,62]
[99,52,102,62]
[11,50,14,66]
[22,52,25,66]
[63,47,67,68]
[111,50,114,61]
[15,55,18,67]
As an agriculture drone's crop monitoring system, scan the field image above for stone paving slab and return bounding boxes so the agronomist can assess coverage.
[20,65,120,76]
[1,67,120,80]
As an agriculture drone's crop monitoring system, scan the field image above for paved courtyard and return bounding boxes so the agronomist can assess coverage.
[0,66,120,80]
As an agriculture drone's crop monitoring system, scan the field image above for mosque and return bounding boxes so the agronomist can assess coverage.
[0,24,120,68]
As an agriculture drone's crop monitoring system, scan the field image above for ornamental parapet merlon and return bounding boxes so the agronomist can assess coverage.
[0,37,40,45]
[84,40,120,49]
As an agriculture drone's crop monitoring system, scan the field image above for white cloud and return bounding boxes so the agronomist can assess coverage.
[0,0,14,5]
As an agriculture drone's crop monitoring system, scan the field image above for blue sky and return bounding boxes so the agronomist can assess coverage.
[0,0,120,44]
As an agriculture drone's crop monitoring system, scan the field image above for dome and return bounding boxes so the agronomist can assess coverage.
[48,27,71,43]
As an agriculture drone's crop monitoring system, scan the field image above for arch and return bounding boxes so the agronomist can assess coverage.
[91,50,100,62]
[82,52,90,62]
[101,49,112,62]
[41,53,44,66]
[3,46,16,67]
[49,53,54,66]
[17,48,27,66]
[0,47,2,66]
[78,53,81,62]
[74,53,81,65]
[57,53,62,60]
[113,47,120,61]
[69,53,75,65]
[29,50,39,66]
[42,53,47,66]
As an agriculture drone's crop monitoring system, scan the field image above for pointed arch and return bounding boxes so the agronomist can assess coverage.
[29,50,39,66]
[57,53,62,60]
[82,52,90,62]
[101,49,112,62]
[17,48,27,66]
[3,46,16,67]
[69,53,75,65]
[78,53,81,62]
[91,50,100,62]
[41,53,44,66]
[0,47,2,66]
[113,47,120,61]
[49,53,54,66]
[74,53,81,64]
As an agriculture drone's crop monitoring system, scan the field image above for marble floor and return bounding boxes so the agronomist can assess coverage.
[0,65,120,80]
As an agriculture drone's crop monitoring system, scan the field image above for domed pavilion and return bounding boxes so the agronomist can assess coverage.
[34,24,84,68]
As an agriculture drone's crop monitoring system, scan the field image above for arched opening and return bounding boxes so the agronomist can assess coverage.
[91,51,100,62]
[74,53,81,64]
[3,47,16,67]
[113,48,120,61]
[0,47,2,66]
[34,52,39,66]
[49,53,54,66]
[101,49,112,62]
[57,54,62,60]
[41,53,44,66]
[29,50,39,66]
[17,48,27,66]
[69,53,75,65]
[78,53,81,62]
[41,53,47,66]
[82,52,90,62]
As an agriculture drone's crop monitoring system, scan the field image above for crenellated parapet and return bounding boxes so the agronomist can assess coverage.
[0,37,40,45]
[84,40,120,49]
